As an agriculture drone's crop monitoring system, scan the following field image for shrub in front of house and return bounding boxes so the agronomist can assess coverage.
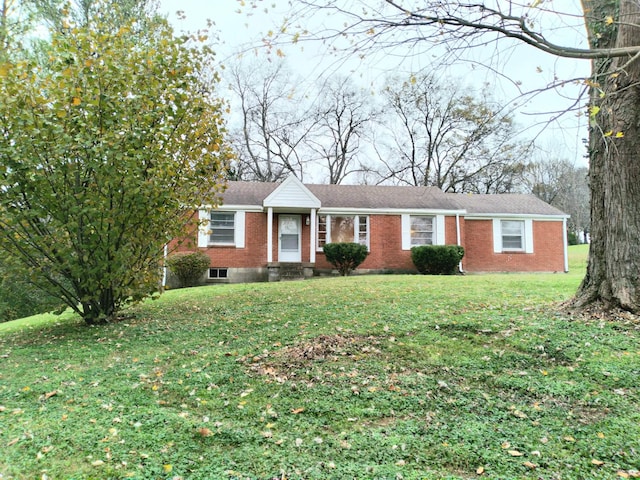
[323,242,369,276]
[166,251,211,287]
[411,245,464,275]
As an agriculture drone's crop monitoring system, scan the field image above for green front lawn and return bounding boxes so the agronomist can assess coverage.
[1,246,638,479]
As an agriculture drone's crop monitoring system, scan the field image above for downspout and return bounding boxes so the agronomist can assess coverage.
[456,213,463,273]
[563,217,569,272]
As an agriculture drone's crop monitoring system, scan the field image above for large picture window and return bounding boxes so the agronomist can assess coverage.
[210,212,235,244]
[410,215,434,246]
[317,215,369,249]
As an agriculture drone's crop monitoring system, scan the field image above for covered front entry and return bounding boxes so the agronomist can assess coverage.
[264,177,321,279]
[278,215,301,262]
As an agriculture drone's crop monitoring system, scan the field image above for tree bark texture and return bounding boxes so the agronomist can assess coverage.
[574,0,640,312]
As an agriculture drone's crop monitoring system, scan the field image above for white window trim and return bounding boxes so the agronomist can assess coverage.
[357,215,370,249]
[197,210,245,248]
[493,218,533,253]
[401,214,445,250]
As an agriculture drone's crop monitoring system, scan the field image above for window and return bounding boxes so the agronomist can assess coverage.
[317,215,369,249]
[501,220,524,250]
[317,215,327,247]
[410,216,434,246]
[198,210,245,248]
[208,268,228,279]
[279,216,299,251]
[210,212,235,244]
[402,214,444,250]
[358,216,368,245]
[493,219,533,253]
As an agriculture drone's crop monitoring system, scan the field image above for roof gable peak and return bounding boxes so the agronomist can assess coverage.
[263,176,321,209]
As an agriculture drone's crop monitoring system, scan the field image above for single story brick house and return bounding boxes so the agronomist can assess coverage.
[169,176,569,284]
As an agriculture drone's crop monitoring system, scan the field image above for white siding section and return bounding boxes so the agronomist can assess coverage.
[235,211,246,248]
[492,219,502,253]
[264,176,321,208]
[435,215,445,245]
[198,209,209,248]
[401,214,411,250]
[524,218,534,254]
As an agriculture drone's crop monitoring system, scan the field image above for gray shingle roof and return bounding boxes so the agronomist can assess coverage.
[448,193,567,216]
[219,180,567,217]
[306,184,459,210]
[218,181,278,205]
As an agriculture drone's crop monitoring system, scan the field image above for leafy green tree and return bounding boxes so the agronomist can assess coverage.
[0,0,231,324]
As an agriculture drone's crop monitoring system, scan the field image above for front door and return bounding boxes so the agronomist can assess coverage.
[278,215,301,262]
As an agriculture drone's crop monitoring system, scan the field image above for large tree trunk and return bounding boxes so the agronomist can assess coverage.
[573,0,640,312]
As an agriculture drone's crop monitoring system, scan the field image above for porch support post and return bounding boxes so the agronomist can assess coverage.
[310,208,317,263]
[267,207,273,263]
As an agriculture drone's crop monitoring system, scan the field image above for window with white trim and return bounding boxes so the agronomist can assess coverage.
[198,210,245,248]
[317,215,369,249]
[410,215,434,246]
[501,220,524,251]
[402,214,445,250]
[210,212,235,244]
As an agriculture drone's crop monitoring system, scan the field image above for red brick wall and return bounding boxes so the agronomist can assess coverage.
[170,211,565,273]
[445,216,459,245]
[316,215,428,271]
[461,219,566,272]
[170,212,269,268]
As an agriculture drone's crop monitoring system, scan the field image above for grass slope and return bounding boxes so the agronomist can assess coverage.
[1,246,639,479]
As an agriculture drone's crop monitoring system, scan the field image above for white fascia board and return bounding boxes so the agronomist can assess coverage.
[198,204,264,213]
[318,207,466,216]
[464,213,570,221]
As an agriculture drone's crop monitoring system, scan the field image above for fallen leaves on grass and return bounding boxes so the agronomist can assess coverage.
[241,334,383,384]
[617,472,640,479]
[196,427,212,437]
[39,390,58,402]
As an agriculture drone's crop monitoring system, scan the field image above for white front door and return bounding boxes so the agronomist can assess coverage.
[278,215,301,262]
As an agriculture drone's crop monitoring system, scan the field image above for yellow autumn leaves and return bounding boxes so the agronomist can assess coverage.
[588,105,625,138]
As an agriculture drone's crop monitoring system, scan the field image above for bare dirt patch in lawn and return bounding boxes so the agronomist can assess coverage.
[241,333,384,384]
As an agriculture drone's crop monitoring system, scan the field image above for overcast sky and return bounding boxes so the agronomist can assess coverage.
[158,0,591,168]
